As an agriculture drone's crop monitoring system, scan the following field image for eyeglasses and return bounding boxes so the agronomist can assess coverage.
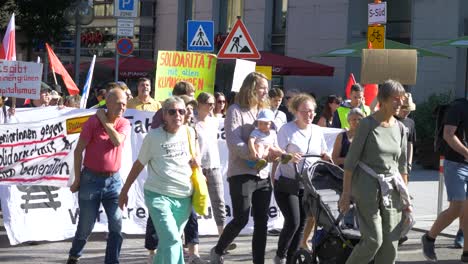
[217,100,226,104]
[205,102,215,106]
[167,108,187,116]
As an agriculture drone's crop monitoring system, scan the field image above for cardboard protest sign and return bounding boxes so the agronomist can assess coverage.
[0,60,43,99]
[154,51,217,101]
[360,49,417,85]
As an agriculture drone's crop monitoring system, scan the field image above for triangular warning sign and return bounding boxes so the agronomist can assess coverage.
[218,18,261,59]
[190,25,212,47]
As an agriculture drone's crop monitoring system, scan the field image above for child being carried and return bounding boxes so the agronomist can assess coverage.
[247,109,292,170]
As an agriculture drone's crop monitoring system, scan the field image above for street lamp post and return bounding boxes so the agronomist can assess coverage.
[65,1,94,88]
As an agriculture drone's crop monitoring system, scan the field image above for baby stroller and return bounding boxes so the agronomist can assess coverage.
[291,157,363,264]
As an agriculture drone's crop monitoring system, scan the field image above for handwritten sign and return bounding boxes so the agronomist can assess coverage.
[154,51,217,101]
[0,60,43,99]
[0,120,77,186]
[368,2,387,25]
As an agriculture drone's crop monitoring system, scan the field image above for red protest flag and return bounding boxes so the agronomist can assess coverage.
[368,41,373,49]
[0,44,5,59]
[2,13,16,61]
[345,73,356,99]
[364,83,378,106]
[45,43,79,95]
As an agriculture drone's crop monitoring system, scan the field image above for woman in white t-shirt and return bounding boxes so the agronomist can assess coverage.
[273,93,330,264]
[119,96,198,264]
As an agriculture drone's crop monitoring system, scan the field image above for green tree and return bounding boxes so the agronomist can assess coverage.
[0,0,74,59]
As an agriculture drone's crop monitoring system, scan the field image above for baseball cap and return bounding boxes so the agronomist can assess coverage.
[257,109,275,122]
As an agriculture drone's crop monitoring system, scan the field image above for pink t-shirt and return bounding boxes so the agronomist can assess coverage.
[81,115,131,173]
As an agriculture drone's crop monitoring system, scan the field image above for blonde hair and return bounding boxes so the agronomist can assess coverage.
[287,93,316,114]
[235,72,269,109]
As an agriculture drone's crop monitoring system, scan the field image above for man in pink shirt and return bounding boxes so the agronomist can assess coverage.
[67,88,131,264]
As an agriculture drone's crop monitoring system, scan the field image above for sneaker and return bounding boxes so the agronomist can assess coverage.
[280,153,293,164]
[188,255,207,264]
[66,257,79,264]
[210,247,223,264]
[254,159,268,171]
[226,243,237,251]
[273,255,286,264]
[421,234,437,262]
[455,229,464,249]
[398,236,408,246]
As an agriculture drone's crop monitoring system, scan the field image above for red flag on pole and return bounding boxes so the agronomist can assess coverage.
[364,84,378,106]
[345,73,356,99]
[2,13,16,61]
[45,43,80,95]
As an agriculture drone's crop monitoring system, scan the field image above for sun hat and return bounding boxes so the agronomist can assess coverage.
[257,109,275,122]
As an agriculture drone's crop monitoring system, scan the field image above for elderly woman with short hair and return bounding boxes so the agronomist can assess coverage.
[119,96,198,264]
[339,80,411,264]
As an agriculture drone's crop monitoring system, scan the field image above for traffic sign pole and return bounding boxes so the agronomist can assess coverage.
[115,50,119,82]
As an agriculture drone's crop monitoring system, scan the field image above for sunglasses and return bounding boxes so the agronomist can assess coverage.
[205,102,215,106]
[217,100,226,104]
[167,108,186,116]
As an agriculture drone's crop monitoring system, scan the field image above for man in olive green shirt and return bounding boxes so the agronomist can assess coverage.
[127,78,161,111]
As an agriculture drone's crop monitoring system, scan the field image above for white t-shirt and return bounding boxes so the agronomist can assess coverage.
[195,116,221,169]
[272,109,287,131]
[138,125,195,198]
[275,122,328,180]
[250,128,277,147]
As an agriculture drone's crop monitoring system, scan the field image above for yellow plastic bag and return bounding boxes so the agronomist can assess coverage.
[187,127,209,216]
[191,167,209,216]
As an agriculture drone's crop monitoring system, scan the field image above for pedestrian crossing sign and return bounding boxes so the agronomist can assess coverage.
[218,18,261,59]
[187,20,214,52]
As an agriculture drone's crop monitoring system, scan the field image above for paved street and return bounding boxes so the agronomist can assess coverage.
[0,166,464,263]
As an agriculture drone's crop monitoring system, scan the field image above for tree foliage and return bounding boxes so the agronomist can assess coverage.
[0,0,74,58]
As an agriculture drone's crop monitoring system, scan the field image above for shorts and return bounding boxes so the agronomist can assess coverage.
[444,159,468,201]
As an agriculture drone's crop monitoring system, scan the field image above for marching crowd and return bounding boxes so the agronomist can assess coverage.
[1,73,467,264]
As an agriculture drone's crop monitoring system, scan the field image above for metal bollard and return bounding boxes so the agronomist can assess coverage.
[437,156,445,215]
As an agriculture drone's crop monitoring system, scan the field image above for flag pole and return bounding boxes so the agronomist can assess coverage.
[52,70,58,85]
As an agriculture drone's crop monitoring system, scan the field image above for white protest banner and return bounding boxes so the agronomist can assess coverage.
[231,59,256,92]
[0,108,341,245]
[0,60,43,99]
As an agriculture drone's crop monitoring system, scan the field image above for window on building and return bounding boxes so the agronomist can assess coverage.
[271,0,287,54]
[93,0,114,18]
[386,0,411,44]
[226,0,243,31]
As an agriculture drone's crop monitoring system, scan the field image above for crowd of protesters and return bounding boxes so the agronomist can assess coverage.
[2,73,468,264]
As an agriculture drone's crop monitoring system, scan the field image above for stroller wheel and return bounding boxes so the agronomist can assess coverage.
[292,248,313,264]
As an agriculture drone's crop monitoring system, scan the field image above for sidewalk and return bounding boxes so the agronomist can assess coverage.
[0,166,464,263]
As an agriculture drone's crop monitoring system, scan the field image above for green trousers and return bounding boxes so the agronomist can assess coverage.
[346,172,403,264]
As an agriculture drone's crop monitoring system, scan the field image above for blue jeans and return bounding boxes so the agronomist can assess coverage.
[69,169,123,264]
[144,189,191,264]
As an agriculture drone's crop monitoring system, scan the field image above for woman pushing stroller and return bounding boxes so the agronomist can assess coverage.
[338,80,413,264]
[272,93,331,264]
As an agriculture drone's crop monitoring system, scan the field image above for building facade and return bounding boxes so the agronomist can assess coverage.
[154,0,468,102]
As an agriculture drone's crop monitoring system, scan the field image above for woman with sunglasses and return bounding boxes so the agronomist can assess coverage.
[214,92,227,118]
[195,92,228,239]
[119,96,198,264]
[210,72,284,264]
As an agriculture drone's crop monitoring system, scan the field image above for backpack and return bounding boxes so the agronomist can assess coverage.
[433,103,449,154]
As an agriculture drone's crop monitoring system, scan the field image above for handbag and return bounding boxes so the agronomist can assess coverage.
[186,127,209,216]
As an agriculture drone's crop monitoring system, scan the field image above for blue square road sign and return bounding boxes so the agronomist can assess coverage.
[187,20,214,52]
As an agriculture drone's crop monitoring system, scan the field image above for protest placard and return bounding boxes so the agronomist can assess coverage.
[154,51,217,101]
[361,49,417,85]
[0,60,43,99]
[231,59,256,92]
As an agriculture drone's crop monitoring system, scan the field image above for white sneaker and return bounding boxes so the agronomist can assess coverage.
[188,255,207,264]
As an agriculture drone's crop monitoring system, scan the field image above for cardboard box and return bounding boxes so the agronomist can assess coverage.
[361,49,417,85]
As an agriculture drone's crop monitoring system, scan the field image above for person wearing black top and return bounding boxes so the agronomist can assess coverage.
[422,98,468,262]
